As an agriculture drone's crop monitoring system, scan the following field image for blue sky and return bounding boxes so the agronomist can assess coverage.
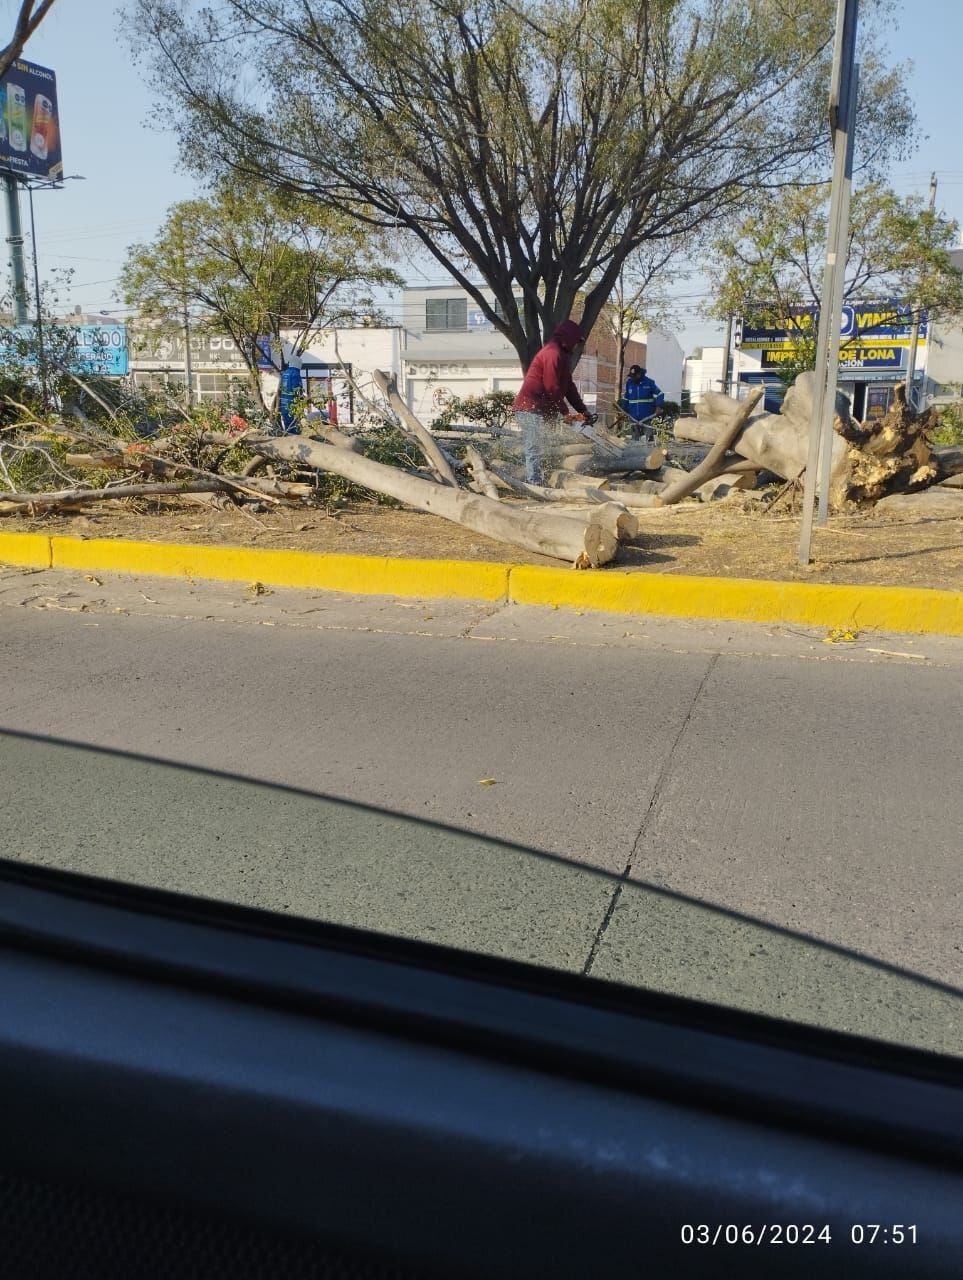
[12,0,963,351]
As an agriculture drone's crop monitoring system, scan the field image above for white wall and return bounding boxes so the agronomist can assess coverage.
[640,330,684,403]
[404,360,523,425]
[292,326,402,378]
[683,347,725,402]
[272,326,402,423]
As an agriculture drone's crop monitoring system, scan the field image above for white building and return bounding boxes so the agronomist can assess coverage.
[638,329,684,405]
[401,285,527,423]
[274,326,403,424]
[682,347,725,403]
[118,281,687,424]
[922,246,963,406]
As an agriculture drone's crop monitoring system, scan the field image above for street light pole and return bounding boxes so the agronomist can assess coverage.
[26,182,49,413]
[3,173,29,325]
[798,0,859,565]
[816,62,859,526]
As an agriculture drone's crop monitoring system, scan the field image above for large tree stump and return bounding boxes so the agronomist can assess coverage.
[675,373,942,508]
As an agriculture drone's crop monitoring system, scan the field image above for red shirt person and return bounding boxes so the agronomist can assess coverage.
[513,320,594,482]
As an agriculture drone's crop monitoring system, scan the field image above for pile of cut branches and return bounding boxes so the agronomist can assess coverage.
[7,367,958,569]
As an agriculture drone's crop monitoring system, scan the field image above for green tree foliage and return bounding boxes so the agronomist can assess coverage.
[432,390,516,433]
[600,247,683,397]
[120,179,400,404]
[931,402,963,447]
[707,182,963,384]
[125,0,914,370]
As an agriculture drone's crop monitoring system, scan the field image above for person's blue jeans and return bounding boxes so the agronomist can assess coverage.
[516,409,545,484]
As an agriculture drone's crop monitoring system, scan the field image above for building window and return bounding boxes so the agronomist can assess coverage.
[131,370,247,401]
[426,297,468,331]
[132,371,182,392]
[194,372,246,401]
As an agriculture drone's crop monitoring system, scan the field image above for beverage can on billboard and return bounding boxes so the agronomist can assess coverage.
[7,83,27,153]
[0,59,62,179]
[30,93,54,161]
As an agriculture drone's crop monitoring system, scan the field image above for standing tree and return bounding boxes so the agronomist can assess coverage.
[706,182,963,384]
[125,0,913,371]
[119,179,400,406]
[601,247,682,400]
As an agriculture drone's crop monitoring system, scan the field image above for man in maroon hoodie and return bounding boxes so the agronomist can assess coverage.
[512,319,596,483]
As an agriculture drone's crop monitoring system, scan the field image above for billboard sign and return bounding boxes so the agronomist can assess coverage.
[70,324,129,376]
[0,323,128,376]
[0,58,62,180]
[131,329,248,370]
[740,301,925,373]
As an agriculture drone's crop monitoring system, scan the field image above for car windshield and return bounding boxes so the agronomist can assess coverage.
[1,0,962,1071]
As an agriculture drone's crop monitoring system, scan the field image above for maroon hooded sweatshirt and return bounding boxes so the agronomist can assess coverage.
[513,320,589,417]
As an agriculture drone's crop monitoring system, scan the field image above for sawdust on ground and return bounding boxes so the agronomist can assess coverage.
[2,497,961,592]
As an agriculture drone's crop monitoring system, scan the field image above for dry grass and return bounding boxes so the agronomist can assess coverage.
[2,496,961,592]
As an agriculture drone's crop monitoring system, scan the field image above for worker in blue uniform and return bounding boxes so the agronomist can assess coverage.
[619,365,664,441]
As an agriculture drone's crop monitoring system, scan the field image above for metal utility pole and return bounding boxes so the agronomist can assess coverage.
[3,174,29,325]
[903,171,938,412]
[722,312,733,395]
[798,0,859,565]
[26,184,49,413]
[816,63,859,526]
[182,300,194,406]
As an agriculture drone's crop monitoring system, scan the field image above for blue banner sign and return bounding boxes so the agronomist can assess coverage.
[0,323,128,376]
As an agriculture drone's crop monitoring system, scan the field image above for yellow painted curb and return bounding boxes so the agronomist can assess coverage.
[46,536,510,603]
[507,565,963,636]
[2,531,961,637]
[0,531,51,569]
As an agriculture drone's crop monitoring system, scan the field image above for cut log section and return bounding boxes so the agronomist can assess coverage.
[935,445,963,478]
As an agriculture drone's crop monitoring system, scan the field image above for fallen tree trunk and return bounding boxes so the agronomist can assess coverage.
[566,444,667,476]
[659,389,765,505]
[0,480,238,512]
[935,445,963,478]
[696,471,759,502]
[254,436,623,567]
[490,464,664,510]
[874,486,963,516]
[63,451,310,500]
[372,370,458,488]
[678,374,850,492]
[677,375,942,507]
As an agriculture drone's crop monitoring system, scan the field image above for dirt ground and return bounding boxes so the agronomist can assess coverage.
[2,496,961,591]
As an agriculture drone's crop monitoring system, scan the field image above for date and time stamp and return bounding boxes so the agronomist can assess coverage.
[681,1223,919,1248]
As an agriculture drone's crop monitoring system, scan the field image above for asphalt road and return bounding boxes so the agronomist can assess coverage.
[1,563,962,1055]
